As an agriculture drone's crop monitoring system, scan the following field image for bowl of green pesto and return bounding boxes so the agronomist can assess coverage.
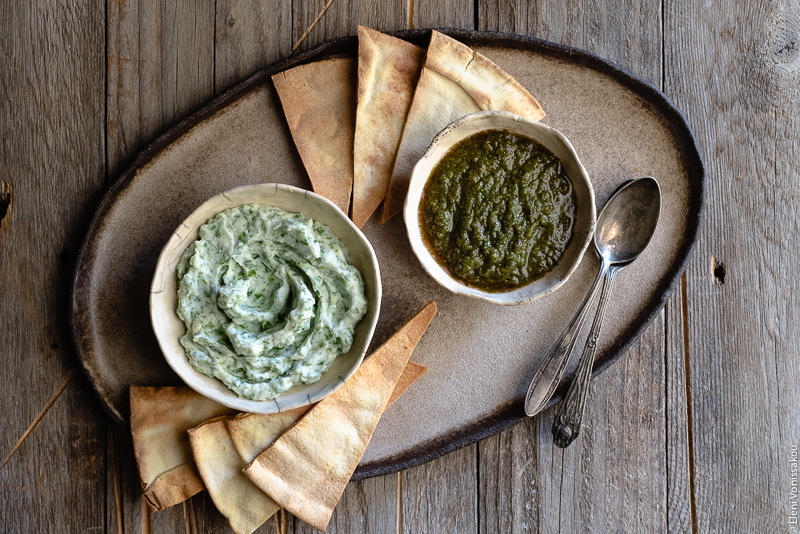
[404,111,596,305]
[150,184,381,413]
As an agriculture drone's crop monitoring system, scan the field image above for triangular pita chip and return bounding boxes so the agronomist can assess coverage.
[352,27,425,228]
[227,360,427,464]
[188,418,281,534]
[129,386,237,510]
[244,302,437,531]
[381,31,545,223]
[272,58,356,214]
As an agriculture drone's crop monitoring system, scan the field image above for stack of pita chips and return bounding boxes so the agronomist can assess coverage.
[129,387,237,510]
[131,303,436,533]
[272,28,544,227]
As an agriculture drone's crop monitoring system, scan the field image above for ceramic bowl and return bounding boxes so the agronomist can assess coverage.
[150,183,381,413]
[404,111,596,305]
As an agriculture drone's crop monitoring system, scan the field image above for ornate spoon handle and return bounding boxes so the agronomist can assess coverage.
[524,263,607,417]
[552,264,621,448]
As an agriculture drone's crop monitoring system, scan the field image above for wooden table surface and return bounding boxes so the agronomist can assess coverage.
[2,0,798,532]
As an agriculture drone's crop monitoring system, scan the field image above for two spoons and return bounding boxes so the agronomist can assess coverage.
[524,177,662,447]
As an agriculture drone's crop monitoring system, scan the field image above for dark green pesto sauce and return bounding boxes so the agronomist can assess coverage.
[420,129,576,292]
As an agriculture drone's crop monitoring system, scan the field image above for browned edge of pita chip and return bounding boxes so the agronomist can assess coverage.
[387,360,427,407]
[425,31,544,121]
[243,302,437,531]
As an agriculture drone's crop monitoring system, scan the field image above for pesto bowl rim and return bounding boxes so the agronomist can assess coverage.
[403,110,597,306]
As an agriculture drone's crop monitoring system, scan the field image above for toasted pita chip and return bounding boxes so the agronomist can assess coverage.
[227,360,428,464]
[381,31,545,223]
[352,27,425,228]
[391,360,427,403]
[227,406,311,465]
[244,302,437,531]
[129,386,237,511]
[272,58,356,214]
[188,418,281,534]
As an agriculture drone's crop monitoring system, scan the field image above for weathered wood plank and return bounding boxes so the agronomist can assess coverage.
[214,0,293,93]
[0,1,107,532]
[413,0,473,30]
[665,0,800,529]
[478,417,541,533]
[106,0,215,177]
[574,311,667,533]
[401,446,479,533]
[665,283,693,532]
[291,0,407,53]
[292,0,357,52]
[477,1,673,532]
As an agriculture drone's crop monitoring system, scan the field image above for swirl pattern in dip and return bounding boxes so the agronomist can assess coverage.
[176,204,367,401]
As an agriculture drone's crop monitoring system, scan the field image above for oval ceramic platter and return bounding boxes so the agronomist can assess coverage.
[71,29,703,479]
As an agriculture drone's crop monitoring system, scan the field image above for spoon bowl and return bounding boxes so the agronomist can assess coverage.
[595,177,661,264]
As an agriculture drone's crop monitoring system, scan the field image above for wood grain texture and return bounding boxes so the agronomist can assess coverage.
[401,446,479,533]
[106,0,215,176]
[214,0,293,93]
[665,284,694,532]
[665,0,800,529]
[0,0,107,533]
[413,0,473,30]
[291,0,407,53]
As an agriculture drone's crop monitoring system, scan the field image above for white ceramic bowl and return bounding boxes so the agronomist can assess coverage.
[404,111,596,305]
[150,183,381,413]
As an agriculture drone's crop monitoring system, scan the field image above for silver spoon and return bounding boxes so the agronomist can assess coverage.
[524,177,662,434]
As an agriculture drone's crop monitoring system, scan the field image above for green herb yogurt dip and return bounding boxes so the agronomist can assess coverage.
[176,204,367,401]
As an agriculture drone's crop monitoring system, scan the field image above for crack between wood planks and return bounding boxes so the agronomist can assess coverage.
[663,304,671,531]
[396,471,403,534]
[660,0,665,89]
[103,0,109,186]
[1,369,76,468]
[109,424,125,534]
[212,0,216,97]
[184,499,197,534]
[772,117,783,442]
[141,496,153,534]
[0,181,12,230]
[292,0,338,53]
[475,442,481,533]
[407,0,414,30]
[680,273,699,533]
